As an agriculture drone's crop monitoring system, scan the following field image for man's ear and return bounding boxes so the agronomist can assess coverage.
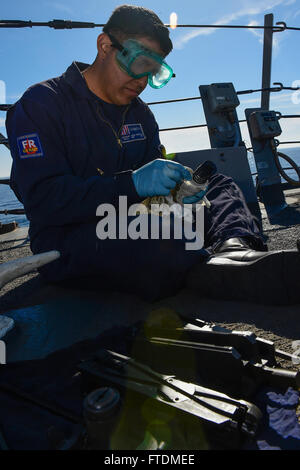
[96,33,112,59]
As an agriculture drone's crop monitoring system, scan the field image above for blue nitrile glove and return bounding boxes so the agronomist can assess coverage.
[132,159,192,198]
[183,189,208,204]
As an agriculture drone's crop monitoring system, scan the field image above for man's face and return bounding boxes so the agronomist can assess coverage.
[98,34,166,105]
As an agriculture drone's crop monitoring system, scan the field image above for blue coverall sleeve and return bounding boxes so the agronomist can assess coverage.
[6,95,141,228]
[142,112,163,167]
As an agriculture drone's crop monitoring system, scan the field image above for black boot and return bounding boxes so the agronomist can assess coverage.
[186,238,300,305]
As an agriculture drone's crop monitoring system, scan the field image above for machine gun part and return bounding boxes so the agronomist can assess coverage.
[174,161,216,209]
[245,362,300,389]
[141,325,267,364]
[178,315,299,366]
[130,335,249,397]
[129,324,300,395]
[192,160,217,185]
[78,349,262,449]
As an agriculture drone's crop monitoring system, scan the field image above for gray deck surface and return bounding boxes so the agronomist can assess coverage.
[0,190,300,366]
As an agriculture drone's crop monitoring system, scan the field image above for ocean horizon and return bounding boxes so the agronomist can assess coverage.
[1,146,299,228]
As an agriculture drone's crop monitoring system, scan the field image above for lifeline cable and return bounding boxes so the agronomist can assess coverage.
[0,19,299,31]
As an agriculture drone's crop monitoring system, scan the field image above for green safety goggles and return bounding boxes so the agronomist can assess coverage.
[107,33,175,89]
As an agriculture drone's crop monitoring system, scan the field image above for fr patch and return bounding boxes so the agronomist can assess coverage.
[120,124,146,144]
[17,133,44,158]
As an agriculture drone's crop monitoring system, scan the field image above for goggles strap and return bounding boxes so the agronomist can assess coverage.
[106,32,127,55]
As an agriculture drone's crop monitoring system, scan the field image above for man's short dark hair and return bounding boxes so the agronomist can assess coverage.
[103,4,173,56]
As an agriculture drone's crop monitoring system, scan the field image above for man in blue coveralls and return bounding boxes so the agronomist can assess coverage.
[6,5,300,305]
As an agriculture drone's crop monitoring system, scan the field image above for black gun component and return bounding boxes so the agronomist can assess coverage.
[129,319,300,395]
[78,349,262,450]
[177,316,299,365]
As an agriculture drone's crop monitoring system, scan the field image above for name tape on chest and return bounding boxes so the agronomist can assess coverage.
[17,133,44,159]
[120,124,146,144]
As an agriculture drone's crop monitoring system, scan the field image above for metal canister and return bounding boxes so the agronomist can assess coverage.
[175,160,217,208]
[83,387,121,450]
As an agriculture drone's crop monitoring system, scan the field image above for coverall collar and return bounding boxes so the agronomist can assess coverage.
[64,61,96,101]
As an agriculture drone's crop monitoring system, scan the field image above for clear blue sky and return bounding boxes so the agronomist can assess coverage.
[0,0,299,176]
